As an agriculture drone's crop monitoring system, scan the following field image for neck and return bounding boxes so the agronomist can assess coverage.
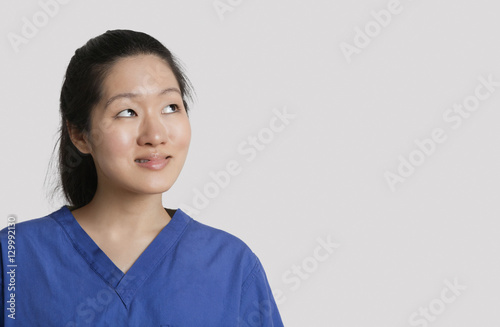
[73,184,171,235]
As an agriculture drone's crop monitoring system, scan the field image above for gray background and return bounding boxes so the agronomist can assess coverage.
[1,0,500,326]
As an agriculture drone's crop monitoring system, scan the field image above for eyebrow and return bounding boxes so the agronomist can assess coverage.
[104,87,182,109]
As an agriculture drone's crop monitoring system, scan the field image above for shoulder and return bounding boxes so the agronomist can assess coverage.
[188,215,250,247]
[176,209,258,272]
[0,206,66,241]
[181,210,254,252]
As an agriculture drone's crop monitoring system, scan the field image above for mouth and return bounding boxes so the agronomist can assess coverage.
[134,156,171,163]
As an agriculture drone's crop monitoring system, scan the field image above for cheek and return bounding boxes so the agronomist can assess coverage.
[96,129,135,158]
[169,118,191,148]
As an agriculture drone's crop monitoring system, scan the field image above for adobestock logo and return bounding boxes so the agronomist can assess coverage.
[212,0,245,21]
[340,0,404,64]
[7,0,72,53]
[272,235,340,305]
[408,278,466,327]
[64,273,136,326]
[384,74,500,192]
[180,106,296,216]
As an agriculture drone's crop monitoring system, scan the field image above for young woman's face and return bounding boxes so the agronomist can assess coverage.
[83,54,191,195]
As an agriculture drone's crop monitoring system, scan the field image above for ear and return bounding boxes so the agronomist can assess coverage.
[66,120,92,155]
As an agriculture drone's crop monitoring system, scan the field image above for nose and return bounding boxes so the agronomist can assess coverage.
[137,112,168,147]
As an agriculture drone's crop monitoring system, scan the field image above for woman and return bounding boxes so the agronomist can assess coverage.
[0,29,284,326]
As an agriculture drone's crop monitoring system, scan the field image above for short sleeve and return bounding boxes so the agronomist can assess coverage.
[239,255,284,327]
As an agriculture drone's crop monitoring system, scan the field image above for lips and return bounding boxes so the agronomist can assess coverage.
[134,152,171,163]
[135,156,171,170]
[134,156,171,163]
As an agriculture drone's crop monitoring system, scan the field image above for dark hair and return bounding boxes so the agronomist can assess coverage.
[45,29,194,210]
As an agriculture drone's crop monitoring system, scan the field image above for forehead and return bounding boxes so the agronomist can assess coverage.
[101,54,180,97]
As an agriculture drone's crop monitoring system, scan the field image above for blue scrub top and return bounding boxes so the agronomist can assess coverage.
[0,206,284,326]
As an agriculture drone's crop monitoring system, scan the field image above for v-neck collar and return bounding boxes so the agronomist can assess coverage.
[52,205,191,308]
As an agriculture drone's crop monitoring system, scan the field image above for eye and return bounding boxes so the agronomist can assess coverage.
[116,109,136,117]
[162,104,180,113]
